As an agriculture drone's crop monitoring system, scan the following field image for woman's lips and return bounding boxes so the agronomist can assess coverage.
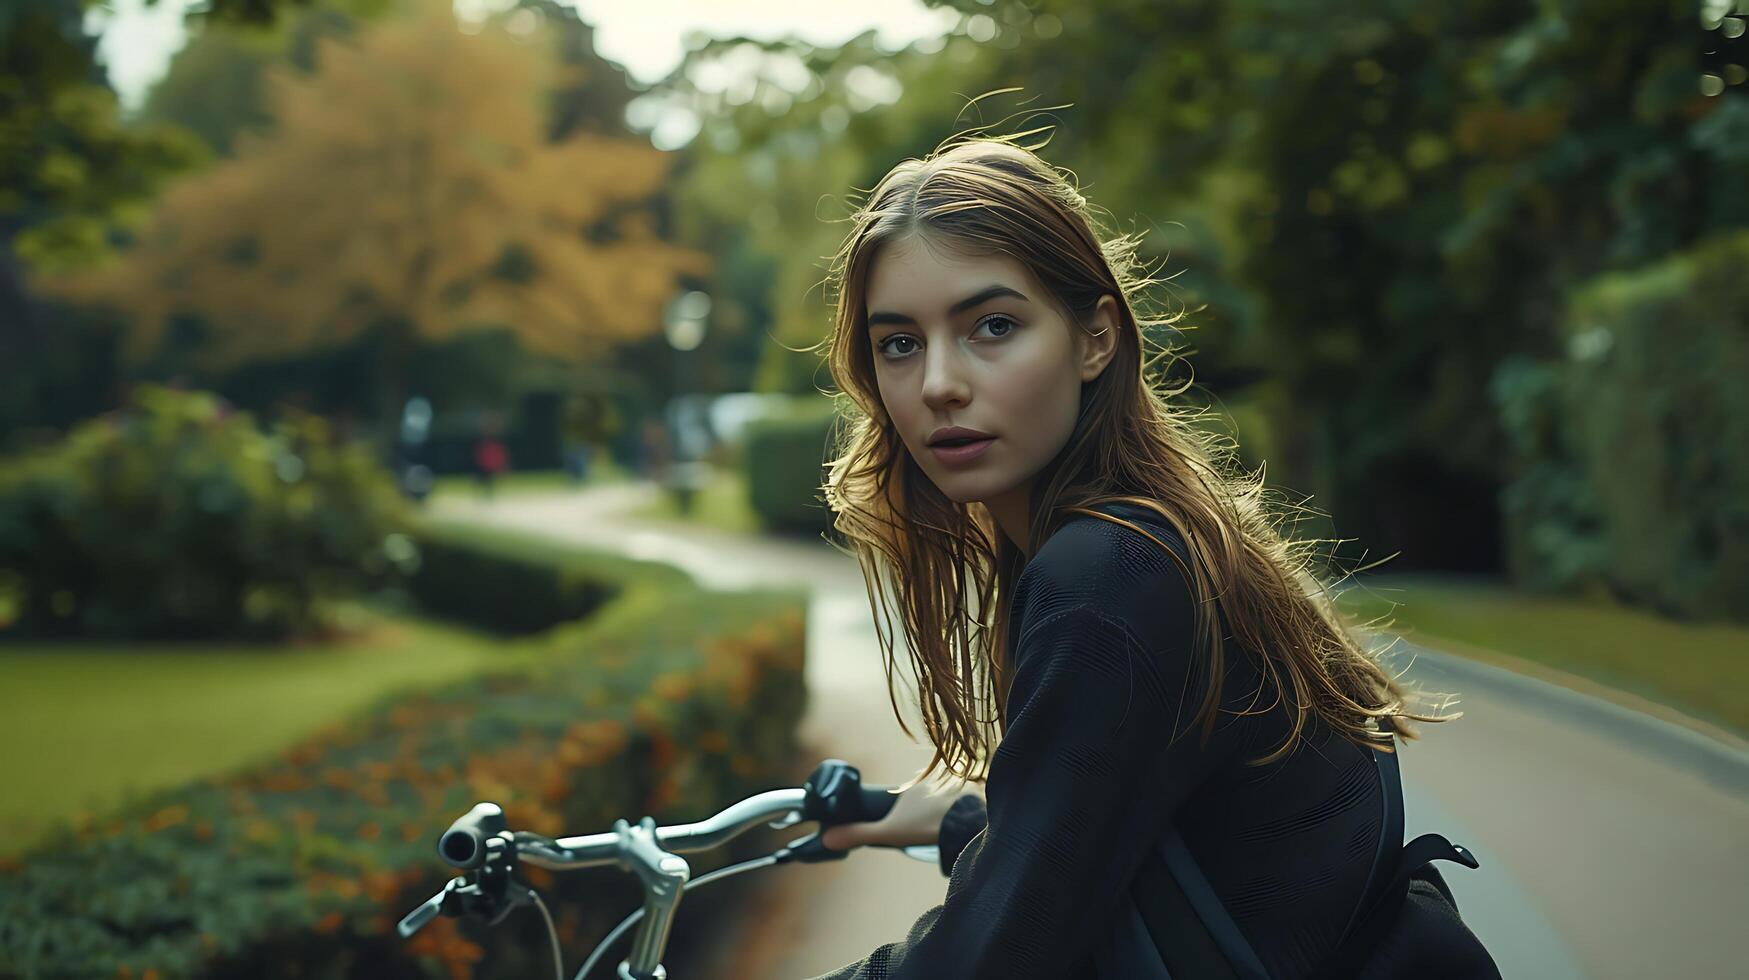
[929,437,996,464]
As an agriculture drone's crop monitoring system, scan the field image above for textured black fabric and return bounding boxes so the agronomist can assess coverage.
[937,793,988,876]
[810,503,1382,980]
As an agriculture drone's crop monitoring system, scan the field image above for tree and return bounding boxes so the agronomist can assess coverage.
[668,0,1746,572]
[46,0,705,424]
[658,30,1004,396]
[0,0,204,446]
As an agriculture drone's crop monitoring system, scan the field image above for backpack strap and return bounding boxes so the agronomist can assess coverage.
[1308,718,1481,980]
[1099,826,1259,980]
[1099,718,1481,980]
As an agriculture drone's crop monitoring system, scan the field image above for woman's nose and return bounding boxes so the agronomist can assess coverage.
[920,346,971,409]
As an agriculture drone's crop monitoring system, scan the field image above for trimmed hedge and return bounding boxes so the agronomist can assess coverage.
[0,567,809,977]
[401,519,687,636]
[743,397,837,535]
[1492,231,1749,621]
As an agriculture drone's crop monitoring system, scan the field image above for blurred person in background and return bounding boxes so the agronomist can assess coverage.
[471,411,510,497]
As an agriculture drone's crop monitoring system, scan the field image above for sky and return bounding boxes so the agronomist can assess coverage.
[87,0,959,111]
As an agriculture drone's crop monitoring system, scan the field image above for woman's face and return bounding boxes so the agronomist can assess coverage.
[865,234,1118,545]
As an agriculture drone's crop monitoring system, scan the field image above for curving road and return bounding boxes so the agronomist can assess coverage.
[431,484,1749,979]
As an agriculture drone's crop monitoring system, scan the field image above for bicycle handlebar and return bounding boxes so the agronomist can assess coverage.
[402,759,909,980]
[438,779,899,873]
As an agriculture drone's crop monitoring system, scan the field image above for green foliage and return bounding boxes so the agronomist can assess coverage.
[0,0,203,274]
[1493,232,1749,621]
[661,29,1001,396]
[404,519,688,635]
[666,0,1746,576]
[0,577,809,978]
[742,398,839,535]
[138,2,366,157]
[0,385,410,639]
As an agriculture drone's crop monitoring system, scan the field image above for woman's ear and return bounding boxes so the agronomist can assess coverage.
[1079,295,1121,383]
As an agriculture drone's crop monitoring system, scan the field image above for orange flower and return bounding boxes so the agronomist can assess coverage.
[314,911,344,934]
[143,804,188,833]
[362,870,401,903]
[261,771,311,793]
[327,877,362,900]
[286,744,323,767]
[653,672,693,703]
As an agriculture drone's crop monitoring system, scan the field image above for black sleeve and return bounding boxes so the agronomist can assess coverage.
[936,793,987,876]
[809,564,1239,979]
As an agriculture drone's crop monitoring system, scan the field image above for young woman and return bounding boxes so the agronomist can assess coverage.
[808,137,1498,979]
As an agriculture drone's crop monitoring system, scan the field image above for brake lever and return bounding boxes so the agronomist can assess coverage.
[897,844,940,865]
[397,877,462,938]
[782,832,941,866]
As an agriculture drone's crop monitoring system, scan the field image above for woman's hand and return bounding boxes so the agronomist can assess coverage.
[819,780,980,851]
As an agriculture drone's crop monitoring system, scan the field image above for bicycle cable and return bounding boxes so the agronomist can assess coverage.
[529,887,564,980]
[574,852,783,980]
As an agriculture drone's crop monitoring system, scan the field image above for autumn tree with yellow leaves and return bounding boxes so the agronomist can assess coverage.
[48,0,703,416]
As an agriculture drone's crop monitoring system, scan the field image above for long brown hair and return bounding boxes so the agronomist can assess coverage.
[819,135,1451,787]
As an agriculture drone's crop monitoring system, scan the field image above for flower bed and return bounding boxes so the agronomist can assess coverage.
[0,575,809,978]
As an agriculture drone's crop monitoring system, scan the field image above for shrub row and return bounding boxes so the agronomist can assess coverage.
[0,569,809,978]
[1492,230,1749,621]
[742,397,838,536]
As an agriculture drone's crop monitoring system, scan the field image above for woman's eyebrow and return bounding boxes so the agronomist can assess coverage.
[867,284,1030,327]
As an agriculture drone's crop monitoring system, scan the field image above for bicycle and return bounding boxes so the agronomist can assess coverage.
[397,759,937,980]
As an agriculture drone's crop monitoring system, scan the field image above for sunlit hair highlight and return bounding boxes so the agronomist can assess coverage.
[818,132,1453,788]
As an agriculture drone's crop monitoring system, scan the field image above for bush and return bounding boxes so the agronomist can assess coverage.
[742,397,837,535]
[0,578,810,978]
[0,385,411,640]
[1492,231,1749,621]
[402,519,684,636]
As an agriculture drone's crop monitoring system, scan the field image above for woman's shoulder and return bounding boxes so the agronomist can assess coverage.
[1013,501,1197,635]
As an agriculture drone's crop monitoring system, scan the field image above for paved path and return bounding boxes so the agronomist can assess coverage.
[430,485,1749,979]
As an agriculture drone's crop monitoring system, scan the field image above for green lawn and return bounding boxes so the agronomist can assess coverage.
[0,603,552,856]
[1334,574,1749,734]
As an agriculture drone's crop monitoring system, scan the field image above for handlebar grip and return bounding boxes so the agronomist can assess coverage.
[438,802,507,869]
[801,759,900,826]
[859,785,899,822]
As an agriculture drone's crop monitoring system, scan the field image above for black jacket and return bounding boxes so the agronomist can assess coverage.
[813,503,1418,979]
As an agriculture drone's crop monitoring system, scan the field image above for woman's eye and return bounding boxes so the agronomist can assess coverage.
[977,314,1018,338]
[877,336,919,357]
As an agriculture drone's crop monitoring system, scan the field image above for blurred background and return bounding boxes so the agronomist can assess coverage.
[1,0,1745,977]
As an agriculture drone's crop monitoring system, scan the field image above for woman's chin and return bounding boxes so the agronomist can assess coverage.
[928,472,1015,507]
